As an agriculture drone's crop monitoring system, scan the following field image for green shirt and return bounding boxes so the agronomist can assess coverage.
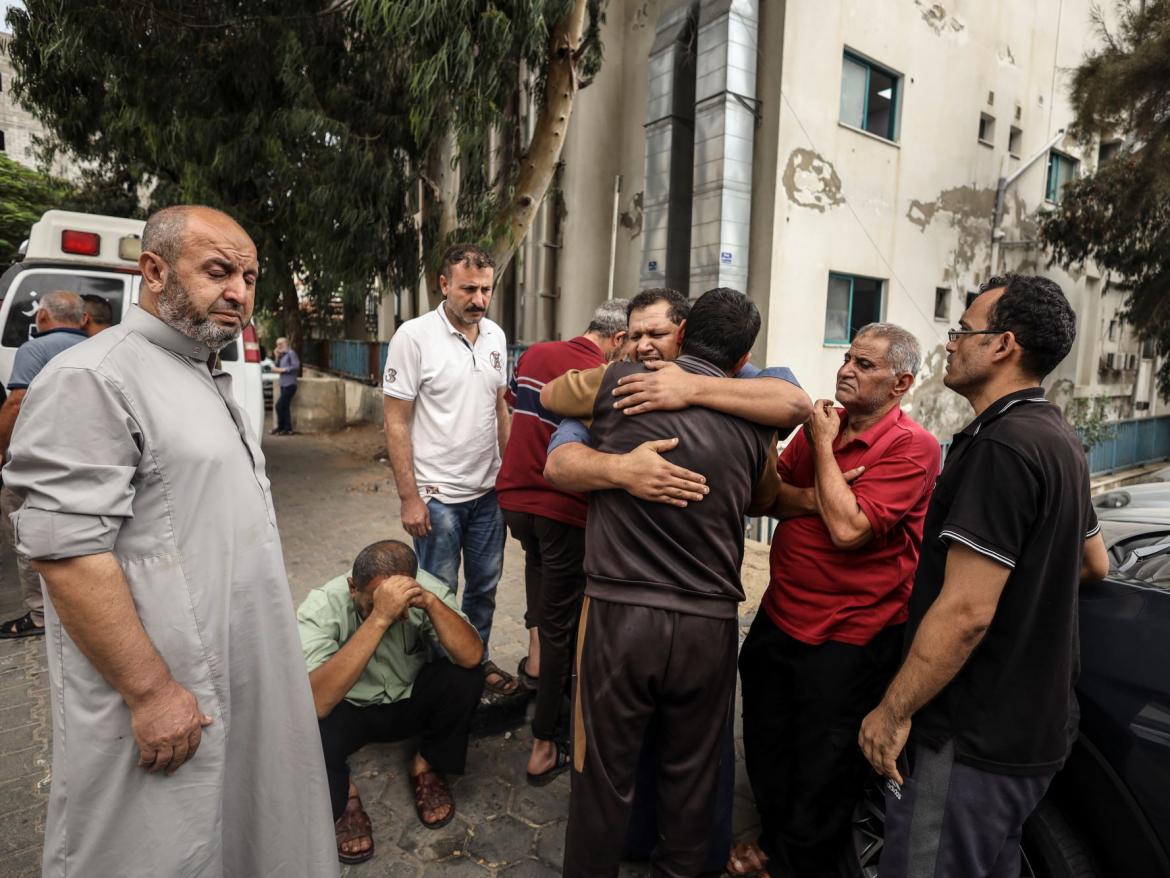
[296,569,467,706]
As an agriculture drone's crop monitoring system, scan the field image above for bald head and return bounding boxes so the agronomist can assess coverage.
[142,205,251,267]
[38,291,85,328]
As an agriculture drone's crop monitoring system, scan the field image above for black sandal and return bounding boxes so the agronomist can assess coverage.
[516,656,539,691]
[526,740,571,787]
[0,612,44,639]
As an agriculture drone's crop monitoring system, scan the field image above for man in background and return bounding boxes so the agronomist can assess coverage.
[383,243,517,696]
[80,293,115,336]
[496,299,628,783]
[271,336,301,435]
[0,290,88,638]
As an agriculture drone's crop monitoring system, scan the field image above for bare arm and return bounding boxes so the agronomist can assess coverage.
[34,552,212,774]
[612,362,813,428]
[308,575,423,718]
[544,439,709,508]
[414,591,484,668]
[0,389,27,463]
[383,396,430,537]
[806,401,873,548]
[1082,532,1108,582]
[859,543,1011,782]
[764,468,866,520]
[496,388,511,456]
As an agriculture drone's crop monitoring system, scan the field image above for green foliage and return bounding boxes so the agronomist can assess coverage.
[5,0,606,342]
[1065,395,1119,452]
[1039,0,1170,398]
[0,154,73,268]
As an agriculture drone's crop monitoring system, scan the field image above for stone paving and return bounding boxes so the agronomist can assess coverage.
[0,423,772,877]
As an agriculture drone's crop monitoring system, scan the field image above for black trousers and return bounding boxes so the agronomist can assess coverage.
[503,509,586,741]
[739,612,902,878]
[275,383,297,432]
[565,597,738,878]
[317,659,483,820]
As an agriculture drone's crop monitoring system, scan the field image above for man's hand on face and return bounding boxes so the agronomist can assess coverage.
[612,361,694,416]
[615,437,709,507]
[370,575,424,625]
[130,679,213,776]
[805,399,842,448]
[401,496,431,538]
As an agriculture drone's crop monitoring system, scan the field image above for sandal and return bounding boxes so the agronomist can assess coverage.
[482,660,520,697]
[516,656,539,691]
[410,769,455,830]
[726,839,769,876]
[334,793,374,864]
[526,740,571,787]
[0,612,44,639]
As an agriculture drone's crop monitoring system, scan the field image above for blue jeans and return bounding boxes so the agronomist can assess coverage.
[275,384,297,433]
[413,490,506,657]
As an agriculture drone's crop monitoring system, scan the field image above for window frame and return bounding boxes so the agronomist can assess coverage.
[934,287,951,323]
[1008,125,1023,157]
[1045,151,1079,204]
[978,113,996,147]
[839,50,902,143]
[824,271,886,345]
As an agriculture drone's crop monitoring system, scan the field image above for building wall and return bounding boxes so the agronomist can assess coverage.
[546,0,1165,437]
[0,32,79,180]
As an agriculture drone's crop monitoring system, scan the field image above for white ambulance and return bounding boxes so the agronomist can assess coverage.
[0,210,265,438]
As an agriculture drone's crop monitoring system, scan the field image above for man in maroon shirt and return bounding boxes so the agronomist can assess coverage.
[730,322,940,878]
[496,300,629,783]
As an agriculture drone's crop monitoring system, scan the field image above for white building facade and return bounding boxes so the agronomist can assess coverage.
[503,0,1165,439]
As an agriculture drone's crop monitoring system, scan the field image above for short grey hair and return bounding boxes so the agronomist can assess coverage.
[587,298,630,337]
[40,290,85,326]
[142,204,240,266]
[856,322,921,376]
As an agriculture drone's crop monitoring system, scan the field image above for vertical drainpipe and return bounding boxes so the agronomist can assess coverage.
[690,0,759,296]
[640,3,698,294]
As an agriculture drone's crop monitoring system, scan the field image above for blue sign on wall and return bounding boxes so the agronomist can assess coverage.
[648,260,659,272]
[720,251,733,265]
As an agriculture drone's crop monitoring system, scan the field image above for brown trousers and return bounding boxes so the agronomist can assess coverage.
[564,597,738,878]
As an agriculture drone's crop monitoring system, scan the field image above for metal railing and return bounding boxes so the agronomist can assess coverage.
[303,339,389,385]
[1085,415,1170,475]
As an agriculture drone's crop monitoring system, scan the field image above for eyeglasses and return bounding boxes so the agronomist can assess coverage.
[947,329,1002,343]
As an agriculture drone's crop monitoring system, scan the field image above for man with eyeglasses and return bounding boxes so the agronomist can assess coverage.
[860,274,1110,878]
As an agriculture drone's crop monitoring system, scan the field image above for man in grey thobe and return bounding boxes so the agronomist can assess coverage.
[3,206,338,877]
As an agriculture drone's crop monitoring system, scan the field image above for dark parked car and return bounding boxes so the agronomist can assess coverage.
[849,511,1170,877]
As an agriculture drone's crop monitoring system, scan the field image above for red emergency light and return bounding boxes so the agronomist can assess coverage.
[242,324,261,363]
[61,230,101,256]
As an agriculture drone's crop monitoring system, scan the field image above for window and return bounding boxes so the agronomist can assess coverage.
[1098,140,1122,165]
[839,52,900,141]
[1,271,127,348]
[978,113,995,146]
[934,287,951,322]
[0,131,5,153]
[1008,126,1022,157]
[1045,152,1079,203]
[966,291,979,308]
[825,273,884,344]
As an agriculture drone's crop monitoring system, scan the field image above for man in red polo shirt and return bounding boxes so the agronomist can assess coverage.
[730,322,939,878]
[496,299,629,783]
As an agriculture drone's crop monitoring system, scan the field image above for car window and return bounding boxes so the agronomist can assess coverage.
[2,271,127,347]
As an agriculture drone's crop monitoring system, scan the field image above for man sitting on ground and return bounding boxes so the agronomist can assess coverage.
[298,540,485,864]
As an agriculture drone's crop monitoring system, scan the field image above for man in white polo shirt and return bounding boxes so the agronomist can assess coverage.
[382,243,516,696]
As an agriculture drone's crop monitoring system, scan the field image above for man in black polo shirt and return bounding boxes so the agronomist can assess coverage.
[859,274,1109,877]
[547,288,779,878]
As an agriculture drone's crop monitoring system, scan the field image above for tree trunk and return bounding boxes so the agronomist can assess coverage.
[278,272,303,355]
[489,0,588,278]
[421,126,460,311]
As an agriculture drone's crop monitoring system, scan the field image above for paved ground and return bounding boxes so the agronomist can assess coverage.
[0,422,774,877]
